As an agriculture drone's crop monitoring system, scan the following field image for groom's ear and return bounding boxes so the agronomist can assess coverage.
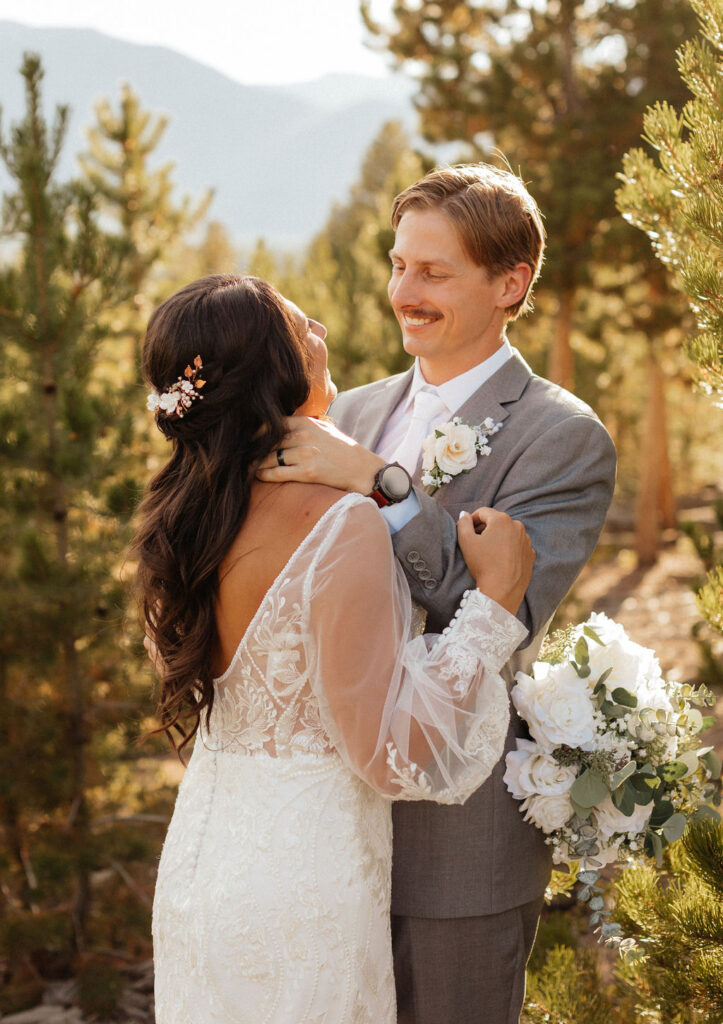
[498,263,532,311]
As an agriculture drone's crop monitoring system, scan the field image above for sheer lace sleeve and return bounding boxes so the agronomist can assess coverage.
[304,496,527,804]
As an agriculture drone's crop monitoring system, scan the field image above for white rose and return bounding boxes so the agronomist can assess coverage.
[433,422,478,475]
[512,662,597,753]
[581,614,663,698]
[504,741,578,801]
[593,794,653,841]
[522,793,574,834]
[529,753,578,795]
[421,433,436,471]
[503,739,539,800]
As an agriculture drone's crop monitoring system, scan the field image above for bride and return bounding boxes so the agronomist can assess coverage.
[134,274,534,1024]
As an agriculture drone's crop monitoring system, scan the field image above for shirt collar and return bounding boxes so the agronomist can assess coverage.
[405,339,514,417]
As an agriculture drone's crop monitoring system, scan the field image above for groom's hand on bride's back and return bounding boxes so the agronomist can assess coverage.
[256,415,385,494]
[457,508,535,616]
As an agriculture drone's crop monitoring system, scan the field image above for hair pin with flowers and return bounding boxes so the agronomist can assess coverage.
[147,355,206,418]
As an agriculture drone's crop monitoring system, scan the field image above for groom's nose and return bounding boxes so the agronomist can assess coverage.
[389,268,420,309]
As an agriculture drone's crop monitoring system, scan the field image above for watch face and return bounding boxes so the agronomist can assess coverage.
[382,464,412,500]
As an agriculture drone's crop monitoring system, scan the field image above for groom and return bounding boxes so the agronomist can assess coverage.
[259,164,616,1023]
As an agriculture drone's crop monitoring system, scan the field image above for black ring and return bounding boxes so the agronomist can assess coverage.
[276,448,286,467]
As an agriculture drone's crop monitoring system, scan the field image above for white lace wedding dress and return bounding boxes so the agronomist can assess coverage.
[153,493,526,1024]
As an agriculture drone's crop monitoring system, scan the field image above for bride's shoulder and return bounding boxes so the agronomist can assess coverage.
[277,481,350,526]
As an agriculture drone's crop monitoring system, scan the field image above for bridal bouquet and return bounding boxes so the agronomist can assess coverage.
[504,613,720,941]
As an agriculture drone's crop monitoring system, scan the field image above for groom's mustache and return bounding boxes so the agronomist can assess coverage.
[398,307,443,320]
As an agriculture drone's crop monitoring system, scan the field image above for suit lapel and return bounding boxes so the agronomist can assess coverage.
[350,369,414,451]
[411,350,534,486]
[453,349,532,427]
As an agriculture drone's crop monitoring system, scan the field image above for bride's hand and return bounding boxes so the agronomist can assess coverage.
[256,416,385,493]
[457,507,535,615]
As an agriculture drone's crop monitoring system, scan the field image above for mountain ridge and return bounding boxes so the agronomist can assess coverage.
[0,20,415,248]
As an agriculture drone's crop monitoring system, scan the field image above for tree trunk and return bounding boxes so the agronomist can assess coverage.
[547,288,575,393]
[636,349,676,565]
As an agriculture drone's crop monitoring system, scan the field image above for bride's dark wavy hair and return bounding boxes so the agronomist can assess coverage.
[132,274,311,752]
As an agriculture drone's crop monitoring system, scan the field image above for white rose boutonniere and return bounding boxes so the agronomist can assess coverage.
[421,416,503,494]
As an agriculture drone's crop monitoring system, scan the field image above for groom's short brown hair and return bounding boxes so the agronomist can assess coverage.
[391,164,545,320]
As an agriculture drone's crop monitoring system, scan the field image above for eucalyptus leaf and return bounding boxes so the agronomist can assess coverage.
[611,761,636,790]
[701,750,722,779]
[574,637,590,664]
[662,813,687,843]
[691,805,721,825]
[589,896,605,912]
[570,798,595,823]
[649,831,664,867]
[578,870,600,885]
[601,922,622,938]
[589,911,602,925]
[596,667,613,687]
[629,772,660,794]
[572,662,591,678]
[611,687,637,709]
[628,776,656,806]
[686,708,704,733]
[583,626,604,646]
[571,769,609,809]
[612,782,636,816]
[658,761,688,783]
[578,885,592,902]
[434,429,444,438]
[601,700,627,719]
[677,750,700,777]
[650,800,674,827]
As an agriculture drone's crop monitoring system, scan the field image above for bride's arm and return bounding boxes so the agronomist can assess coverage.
[305,500,530,804]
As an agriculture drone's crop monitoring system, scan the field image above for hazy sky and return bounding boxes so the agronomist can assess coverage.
[0,0,396,84]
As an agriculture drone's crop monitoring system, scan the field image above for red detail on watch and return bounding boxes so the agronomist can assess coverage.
[367,489,391,508]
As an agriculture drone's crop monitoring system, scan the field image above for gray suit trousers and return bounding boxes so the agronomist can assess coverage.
[392,898,544,1024]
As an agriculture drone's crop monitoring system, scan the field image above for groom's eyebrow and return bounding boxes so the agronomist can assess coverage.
[388,248,455,269]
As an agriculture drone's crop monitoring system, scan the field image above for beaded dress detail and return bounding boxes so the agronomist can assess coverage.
[152,494,526,1024]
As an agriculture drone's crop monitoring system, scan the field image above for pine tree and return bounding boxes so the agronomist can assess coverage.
[79,84,210,296]
[290,121,428,390]
[0,55,200,1009]
[617,0,723,622]
[362,0,697,391]
[612,822,723,1021]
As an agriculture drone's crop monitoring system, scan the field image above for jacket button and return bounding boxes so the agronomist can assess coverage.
[407,550,421,563]
[419,569,431,581]
[424,579,436,590]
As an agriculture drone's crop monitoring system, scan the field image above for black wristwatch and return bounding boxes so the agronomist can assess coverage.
[367,462,413,508]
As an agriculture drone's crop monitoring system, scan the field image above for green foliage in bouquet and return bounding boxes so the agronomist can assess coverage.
[612,821,723,1022]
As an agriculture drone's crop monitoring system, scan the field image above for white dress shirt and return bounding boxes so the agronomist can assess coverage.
[378,341,514,533]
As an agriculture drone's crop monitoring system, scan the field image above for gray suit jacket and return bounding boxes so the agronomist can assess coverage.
[331,350,617,918]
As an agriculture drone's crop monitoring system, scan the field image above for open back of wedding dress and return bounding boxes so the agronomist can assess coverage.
[153,493,526,1024]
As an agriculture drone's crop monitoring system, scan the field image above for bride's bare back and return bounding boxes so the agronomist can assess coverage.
[214,480,344,677]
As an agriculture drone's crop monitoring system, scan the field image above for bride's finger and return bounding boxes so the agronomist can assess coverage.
[256,463,302,482]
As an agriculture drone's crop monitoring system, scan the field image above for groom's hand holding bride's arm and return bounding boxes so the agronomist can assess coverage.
[256,415,384,493]
[457,508,535,616]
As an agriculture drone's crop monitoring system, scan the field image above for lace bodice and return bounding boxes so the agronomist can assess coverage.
[202,493,526,804]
